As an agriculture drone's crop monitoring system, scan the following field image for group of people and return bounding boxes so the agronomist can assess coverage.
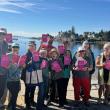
[0,28,110,110]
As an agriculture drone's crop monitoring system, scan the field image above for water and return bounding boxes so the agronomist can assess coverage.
[13,37,103,58]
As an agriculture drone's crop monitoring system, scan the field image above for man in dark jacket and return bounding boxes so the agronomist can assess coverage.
[0,28,8,108]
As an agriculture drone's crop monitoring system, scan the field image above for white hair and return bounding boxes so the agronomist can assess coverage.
[103,42,110,49]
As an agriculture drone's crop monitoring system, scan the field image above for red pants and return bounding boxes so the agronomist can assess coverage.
[73,77,90,102]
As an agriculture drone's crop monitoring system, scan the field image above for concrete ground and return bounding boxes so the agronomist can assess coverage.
[2,75,110,110]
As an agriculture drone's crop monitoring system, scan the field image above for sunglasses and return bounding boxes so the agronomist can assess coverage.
[13,46,19,49]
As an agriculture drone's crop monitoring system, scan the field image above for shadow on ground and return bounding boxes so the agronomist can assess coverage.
[2,97,110,110]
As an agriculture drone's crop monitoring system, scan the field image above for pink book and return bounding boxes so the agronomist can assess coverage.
[18,55,27,66]
[33,51,39,62]
[42,34,48,42]
[40,60,48,69]
[105,60,110,70]
[12,54,20,64]
[0,54,10,69]
[64,55,71,65]
[58,45,65,54]
[52,61,62,73]
[77,60,87,70]
[5,33,12,43]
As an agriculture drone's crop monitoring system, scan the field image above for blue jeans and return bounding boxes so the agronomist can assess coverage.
[36,83,44,110]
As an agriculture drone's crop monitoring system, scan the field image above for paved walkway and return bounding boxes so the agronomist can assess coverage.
[2,75,110,110]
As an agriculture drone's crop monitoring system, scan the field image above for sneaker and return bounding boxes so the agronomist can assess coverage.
[74,101,80,107]
[31,101,37,107]
[25,105,33,110]
[64,100,68,105]
[59,104,64,108]
[97,99,102,104]
[103,99,109,105]
[84,102,90,107]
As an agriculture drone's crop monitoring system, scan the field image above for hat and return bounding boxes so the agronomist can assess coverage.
[0,28,7,34]
[12,43,19,48]
[77,46,85,52]
[28,41,36,46]
[82,40,90,47]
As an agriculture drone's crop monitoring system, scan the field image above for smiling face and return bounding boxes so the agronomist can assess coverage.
[12,47,19,54]
[103,44,110,57]
[51,51,58,60]
[65,50,71,56]
[40,51,47,58]
[78,50,85,57]
[83,43,90,50]
[28,43,36,52]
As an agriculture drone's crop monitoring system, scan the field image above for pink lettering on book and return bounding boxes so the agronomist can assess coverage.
[58,45,65,54]
[18,55,27,66]
[40,60,48,69]
[64,55,71,65]
[42,34,48,42]
[51,61,62,73]
[12,54,20,64]
[105,59,110,70]
[77,60,87,70]
[0,54,10,69]
[33,51,39,62]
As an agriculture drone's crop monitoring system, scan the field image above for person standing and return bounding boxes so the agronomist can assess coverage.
[96,42,110,104]
[82,40,95,97]
[23,41,37,109]
[72,46,93,107]
[7,43,21,110]
[62,50,72,105]
[49,49,64,108]
[0,28,8,108]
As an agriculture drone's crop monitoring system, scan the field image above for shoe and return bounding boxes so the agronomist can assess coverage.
[84,102,90,107]
[46,99,51,106]
[97,99,102,104]
[74,101,80,107]
[103,99,109,105]
[64,100,68,105]
[59,104,64,108]
[31,101,37,107]
[25,105,33,110]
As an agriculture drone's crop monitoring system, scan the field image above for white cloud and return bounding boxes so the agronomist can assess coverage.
[0,0,72,14]
[0,7,21,13]
[0,0,36,14]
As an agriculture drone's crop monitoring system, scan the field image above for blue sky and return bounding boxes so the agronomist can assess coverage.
[0,0,110,37]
